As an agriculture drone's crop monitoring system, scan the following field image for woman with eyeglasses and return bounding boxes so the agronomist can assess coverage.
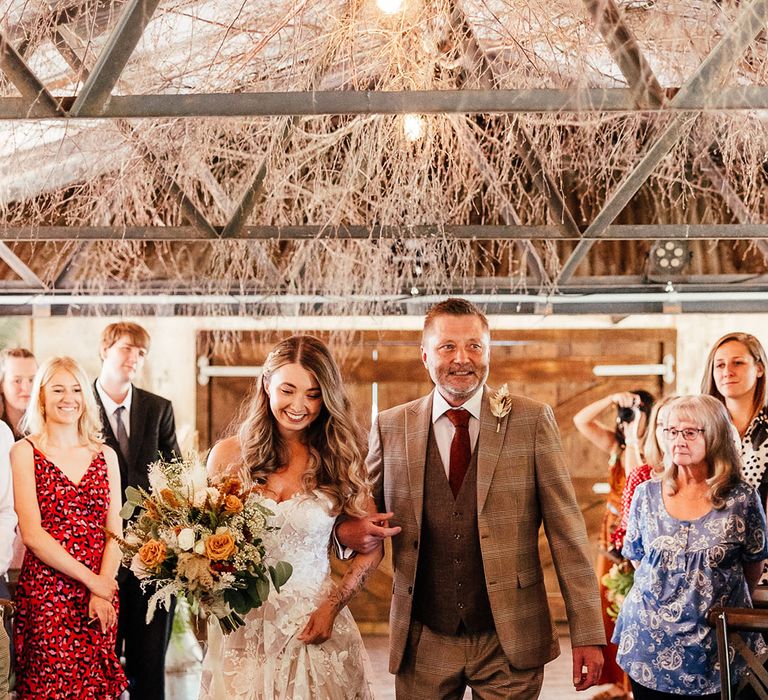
[613,395,767,699]
[701,332,768,505]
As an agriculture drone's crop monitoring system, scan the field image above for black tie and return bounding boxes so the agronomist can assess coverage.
[114,406,130,462]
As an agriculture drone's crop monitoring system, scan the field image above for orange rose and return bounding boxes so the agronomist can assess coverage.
[205,531,236,561]
[139,539,167,568]
[223,495,244,514]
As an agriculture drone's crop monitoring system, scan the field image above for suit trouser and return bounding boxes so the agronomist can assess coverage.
[396,621,544,700]
[116,570,175,700]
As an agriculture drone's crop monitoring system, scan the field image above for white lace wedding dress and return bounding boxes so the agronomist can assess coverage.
[198,490,375,699]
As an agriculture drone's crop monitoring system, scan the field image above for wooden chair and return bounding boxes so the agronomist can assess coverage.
[708,606,768,700]
[0,598,13,700]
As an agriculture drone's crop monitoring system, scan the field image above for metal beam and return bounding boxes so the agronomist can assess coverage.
[5,87,768,120]
[220,0,360,238]
[51,29,217,240]
[69,0,162,117]
[3,223,768,241]
[694,138,768,260]
[446,2,547,286]
[0,244,45,288]
[0,33,63,116]
[557,0,768,283]
[585,0,768,266]
[0,287,765,317]
[582,0,665,107]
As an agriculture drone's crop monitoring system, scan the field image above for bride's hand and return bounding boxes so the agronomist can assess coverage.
[297,600,337,645]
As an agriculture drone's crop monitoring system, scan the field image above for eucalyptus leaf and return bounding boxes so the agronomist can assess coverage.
[269,561,292,592]
[124,486,143,506]
[224,589,250,615]
[255,576,270,605]
[119,501,136,520]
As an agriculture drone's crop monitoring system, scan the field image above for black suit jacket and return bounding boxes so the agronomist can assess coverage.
[94,381,180,498]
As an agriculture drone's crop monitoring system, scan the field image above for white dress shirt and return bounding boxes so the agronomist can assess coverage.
[0,420,17,576]
[431,386,483,479]
[96,380,133,439]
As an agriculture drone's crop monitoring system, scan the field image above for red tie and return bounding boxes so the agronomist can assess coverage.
[446,409,471,498]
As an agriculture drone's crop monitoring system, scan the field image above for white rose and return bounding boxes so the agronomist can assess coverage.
[178,528,196,551]
[194,539,206,555]
[206,487,221,502]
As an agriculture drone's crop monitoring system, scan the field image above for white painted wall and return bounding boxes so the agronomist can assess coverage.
[2,313,764,453]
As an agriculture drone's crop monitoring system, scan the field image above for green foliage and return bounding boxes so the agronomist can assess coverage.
[601,560,635,620]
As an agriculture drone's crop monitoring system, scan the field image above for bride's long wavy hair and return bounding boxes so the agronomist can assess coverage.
[237,335,371,517]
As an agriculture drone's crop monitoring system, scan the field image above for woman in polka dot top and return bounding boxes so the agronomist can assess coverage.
[701,331,768,505]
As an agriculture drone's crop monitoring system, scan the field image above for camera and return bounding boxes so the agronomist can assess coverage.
[617,406,636,423]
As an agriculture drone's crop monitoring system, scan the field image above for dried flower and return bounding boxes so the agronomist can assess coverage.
[160,488,180,508]
[489,384,513,433]
[177,553,215,592]
[145,499,160,520]
[220,476,243,496]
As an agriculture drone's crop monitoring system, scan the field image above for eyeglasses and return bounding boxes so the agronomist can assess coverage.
[663,427,705,441]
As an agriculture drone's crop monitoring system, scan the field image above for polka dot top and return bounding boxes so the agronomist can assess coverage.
[740,408,768,491]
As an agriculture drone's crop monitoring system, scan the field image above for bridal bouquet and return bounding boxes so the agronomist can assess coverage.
[111,455,292,633]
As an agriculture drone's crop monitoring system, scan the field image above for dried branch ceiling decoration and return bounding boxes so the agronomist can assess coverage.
[0,0,767,315]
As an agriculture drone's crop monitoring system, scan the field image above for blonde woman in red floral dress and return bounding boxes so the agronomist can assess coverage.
[11,357,127,699]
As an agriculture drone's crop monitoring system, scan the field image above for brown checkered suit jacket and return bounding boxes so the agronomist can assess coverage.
[368,386,606,673]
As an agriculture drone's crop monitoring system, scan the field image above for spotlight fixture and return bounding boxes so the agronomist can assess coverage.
[376,0,404,14]
[648,239,691,277]
[403,114,424,141]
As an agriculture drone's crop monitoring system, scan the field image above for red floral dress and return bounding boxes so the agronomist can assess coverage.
[13,445,128,699]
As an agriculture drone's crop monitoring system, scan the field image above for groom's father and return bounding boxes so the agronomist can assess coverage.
[337,298,605,699]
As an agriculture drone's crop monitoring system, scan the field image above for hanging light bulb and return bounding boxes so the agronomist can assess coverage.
[377,0,404,14]
[403,114,424,141]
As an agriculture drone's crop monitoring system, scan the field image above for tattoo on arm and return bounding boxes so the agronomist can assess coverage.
[327,559,378,612]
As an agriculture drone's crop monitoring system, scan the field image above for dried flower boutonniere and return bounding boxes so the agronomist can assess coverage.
[489,383,513,433]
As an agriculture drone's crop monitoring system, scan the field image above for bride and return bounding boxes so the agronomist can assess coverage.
[199,335,382,699]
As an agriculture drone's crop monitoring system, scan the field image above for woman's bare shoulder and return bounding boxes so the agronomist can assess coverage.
[207,436,242,476]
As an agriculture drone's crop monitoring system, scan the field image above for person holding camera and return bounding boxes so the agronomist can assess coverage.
[574,389,655,699]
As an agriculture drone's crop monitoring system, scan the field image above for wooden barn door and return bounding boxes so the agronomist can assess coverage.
[196,328,676,629]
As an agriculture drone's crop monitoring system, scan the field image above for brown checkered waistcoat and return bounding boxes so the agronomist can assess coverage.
[368,386,606,674]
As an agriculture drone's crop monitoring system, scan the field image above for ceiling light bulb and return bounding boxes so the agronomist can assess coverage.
[403,114,424,141]
[377,0,404,14]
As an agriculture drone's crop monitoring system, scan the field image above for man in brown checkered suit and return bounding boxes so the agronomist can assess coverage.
[337,298,605,698]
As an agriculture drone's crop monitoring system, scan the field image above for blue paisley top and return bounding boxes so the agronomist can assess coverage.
[613,479,768,695]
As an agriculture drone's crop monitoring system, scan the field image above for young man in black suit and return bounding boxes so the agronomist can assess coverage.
[95,322,180,700]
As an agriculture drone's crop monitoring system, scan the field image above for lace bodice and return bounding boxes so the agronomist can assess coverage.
[261,491,335,597]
